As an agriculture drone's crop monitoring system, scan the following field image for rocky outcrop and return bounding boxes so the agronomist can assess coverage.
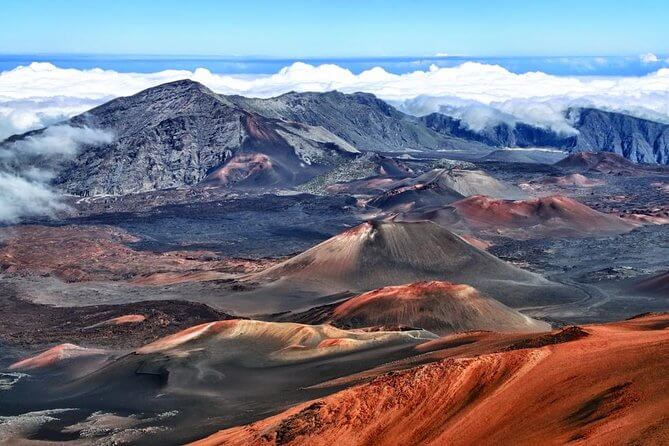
[7,81,668,198]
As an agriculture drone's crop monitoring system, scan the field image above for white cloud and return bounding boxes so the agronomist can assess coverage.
[0,97,101,140]
[640,52,660,64]
[3,61,669,139]
[0,172,68,223]
[0,125,113,223]
[1,125,113,158]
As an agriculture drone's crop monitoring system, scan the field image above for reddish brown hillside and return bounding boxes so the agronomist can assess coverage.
[193,313,669,446]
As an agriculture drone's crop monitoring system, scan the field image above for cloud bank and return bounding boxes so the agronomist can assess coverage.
[0,125,113,223]
[640,53,660,64]
[3,61,669,139]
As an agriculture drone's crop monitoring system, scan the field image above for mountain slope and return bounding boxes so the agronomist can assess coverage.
[555,151,654,174]
[420,112,570,149]
[230,91,491,153]
[5,80,360,195]
[571,108,669,164]
[328,281,550,334]
[249,220,583,307]
[449,195,638,238]
[397,195,638,239]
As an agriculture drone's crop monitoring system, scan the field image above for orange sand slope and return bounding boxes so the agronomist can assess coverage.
[329,281,549,335]
[194,313,669,446]
[135,319,436,364]
[250,220,580,308]
[9,343,109,371]
[451,194,638,237]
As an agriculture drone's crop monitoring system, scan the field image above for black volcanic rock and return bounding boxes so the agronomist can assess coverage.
[367,177,465,212]
[421,107,669,164]
[229,91,491,153]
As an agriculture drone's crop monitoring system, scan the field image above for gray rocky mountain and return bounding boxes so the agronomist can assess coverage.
[4,80,360,196]
[4,80,669,198]
[229,91,490,153]
[568,108,669,164]
[3,82,491,197]
[421,108,669,164]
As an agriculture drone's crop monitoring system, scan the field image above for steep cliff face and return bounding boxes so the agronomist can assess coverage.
[568,108,669,164]
[419,112,572,149]
[421,108,669,164]
[230,91,490,153]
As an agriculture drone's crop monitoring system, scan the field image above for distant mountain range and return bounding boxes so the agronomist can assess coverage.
[3,79,668,195]
[421,107,669,164]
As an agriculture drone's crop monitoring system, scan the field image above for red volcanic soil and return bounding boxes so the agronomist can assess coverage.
[250,220,580,308]
[135,319,434,363]
[451,195,638,238]
[243,113,281,142]
[366,169,525,213]
[84,314,147,329]
[110,314,146,324]
[542,173,604,187]
[9,343,108,371]
[203,153,274,186]
[555,151,632,173]
[135,319,241,353]
[555,151,665,175]
[631,271,669,297]
[329,281,549,335]
[0,225,273,283]
[192,313,669,446]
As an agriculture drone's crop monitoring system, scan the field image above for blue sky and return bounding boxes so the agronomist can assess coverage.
[1,0,668,58]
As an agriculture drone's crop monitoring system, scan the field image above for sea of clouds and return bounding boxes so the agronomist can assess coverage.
[2,59,669,222]
[3,60,669,140]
